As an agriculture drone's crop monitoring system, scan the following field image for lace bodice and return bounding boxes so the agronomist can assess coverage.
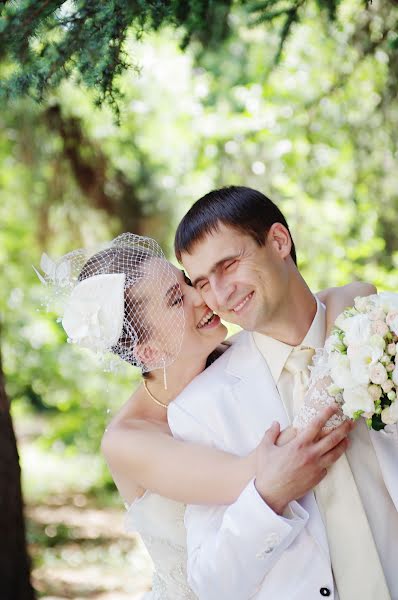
[125,492,197,600]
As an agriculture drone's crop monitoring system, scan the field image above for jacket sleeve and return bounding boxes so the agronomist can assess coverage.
[168,400,309,599]
[184,480,308,599]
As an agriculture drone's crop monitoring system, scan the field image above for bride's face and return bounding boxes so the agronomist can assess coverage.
[173,265,228,362]
[131,260,227,370]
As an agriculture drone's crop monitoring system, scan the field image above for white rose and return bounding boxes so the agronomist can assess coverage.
[325,333,345,353]
[330,353,355,389]
[392,365,398,386]
[335,312,348,331]
[354,296,374,313]
[381,401,398,425]
[347,344,383,385]
[387,343,397,356]
[342,386,375,419]
[386,311,398,336]
[340,314,372,348]
[379,292,398,313]
[368,334,386,352]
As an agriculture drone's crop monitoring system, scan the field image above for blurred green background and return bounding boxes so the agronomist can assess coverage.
[1,0,398,597]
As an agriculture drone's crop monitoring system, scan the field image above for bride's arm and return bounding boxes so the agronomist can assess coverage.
[102,423,256,506]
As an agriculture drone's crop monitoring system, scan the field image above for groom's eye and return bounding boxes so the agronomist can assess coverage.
[184,273,192,286]
[225,260,237,270]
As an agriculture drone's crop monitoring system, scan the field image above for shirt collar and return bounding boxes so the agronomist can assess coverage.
[253,297,326,383]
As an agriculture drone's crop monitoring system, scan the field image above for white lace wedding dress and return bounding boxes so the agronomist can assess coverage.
[125,491,197,599]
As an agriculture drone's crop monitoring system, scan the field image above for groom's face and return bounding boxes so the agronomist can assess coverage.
[180,223,291,333]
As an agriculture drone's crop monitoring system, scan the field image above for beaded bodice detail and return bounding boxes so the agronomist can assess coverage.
[125,492,197,599]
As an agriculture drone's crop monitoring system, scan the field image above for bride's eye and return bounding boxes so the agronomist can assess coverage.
[170,295,183,307]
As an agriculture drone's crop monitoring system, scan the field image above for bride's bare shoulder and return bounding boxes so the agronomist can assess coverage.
[102,390,168,453]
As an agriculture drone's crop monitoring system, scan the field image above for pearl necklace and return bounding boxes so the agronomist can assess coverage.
[143,380,168,409]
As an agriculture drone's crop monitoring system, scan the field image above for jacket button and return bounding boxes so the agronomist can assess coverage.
[320,589,331,597]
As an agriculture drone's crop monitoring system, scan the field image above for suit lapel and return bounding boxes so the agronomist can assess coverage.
[217,333,290,454]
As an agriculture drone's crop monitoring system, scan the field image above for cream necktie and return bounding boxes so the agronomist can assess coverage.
[281,347,390,600]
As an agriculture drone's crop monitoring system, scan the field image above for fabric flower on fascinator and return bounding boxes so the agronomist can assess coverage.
[62,273,125,353]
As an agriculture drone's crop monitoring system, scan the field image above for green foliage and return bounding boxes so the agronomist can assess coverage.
[1,0,397,115]
[0,0,233,113]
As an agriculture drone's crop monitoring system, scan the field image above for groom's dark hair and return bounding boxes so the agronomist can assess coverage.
[174,186,297,265]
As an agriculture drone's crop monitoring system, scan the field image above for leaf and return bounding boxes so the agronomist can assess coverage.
[371,413,386,431]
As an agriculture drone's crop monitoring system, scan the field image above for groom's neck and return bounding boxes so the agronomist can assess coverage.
[257,272,317,345]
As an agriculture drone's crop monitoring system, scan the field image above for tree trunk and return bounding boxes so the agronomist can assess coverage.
[0,336,35,599]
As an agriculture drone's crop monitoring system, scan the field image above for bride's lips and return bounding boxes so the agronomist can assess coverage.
[196,310,221,330]
[231,292,254,314]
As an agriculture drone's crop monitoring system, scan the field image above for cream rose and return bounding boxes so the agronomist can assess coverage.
[381,402,398,425]
[368,384,382,401]
[369,363,388,385]
[382,379,394,393]
[371,320,389,337]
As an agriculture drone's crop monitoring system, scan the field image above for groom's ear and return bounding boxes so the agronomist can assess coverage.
[267,223,292,259]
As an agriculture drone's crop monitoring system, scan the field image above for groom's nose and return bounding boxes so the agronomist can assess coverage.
[210,277,235,312]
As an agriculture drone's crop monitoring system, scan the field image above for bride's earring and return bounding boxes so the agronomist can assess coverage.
[162,359,168,391]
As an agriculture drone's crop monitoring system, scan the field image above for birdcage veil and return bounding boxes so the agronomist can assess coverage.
[34,233,185,373]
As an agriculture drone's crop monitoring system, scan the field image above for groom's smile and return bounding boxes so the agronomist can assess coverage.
[231,291,254,314]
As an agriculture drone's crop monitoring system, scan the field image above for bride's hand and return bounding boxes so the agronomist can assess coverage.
[317,282,377,335]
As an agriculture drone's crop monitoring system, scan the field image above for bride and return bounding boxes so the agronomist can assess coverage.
[42,233,373,599]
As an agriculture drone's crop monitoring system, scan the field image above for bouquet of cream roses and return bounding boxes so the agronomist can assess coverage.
[326,292,398,431]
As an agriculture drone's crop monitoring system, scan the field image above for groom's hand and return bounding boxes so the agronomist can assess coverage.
[254,405,354,515]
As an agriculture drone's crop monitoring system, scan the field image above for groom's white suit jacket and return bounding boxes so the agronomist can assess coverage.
[168,330,398,600]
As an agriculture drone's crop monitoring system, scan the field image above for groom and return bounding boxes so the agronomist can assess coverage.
[168,186,398,600]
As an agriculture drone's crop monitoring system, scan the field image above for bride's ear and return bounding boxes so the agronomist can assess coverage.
[134,342,163,369]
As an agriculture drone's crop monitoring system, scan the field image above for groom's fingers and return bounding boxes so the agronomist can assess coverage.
[297,404,339,444]
[316,420,353,456]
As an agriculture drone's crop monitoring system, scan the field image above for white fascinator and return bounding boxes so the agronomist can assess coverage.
[34,233,185,373]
